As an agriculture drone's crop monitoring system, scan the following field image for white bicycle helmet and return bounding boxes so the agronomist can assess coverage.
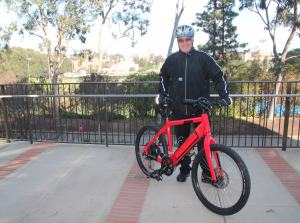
[175,25,195,38]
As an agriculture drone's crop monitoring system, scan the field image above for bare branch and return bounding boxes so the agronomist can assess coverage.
[103,26,134,52]
[103,0,121,23]
[285,55,300,62]
[281,26,298,60]
[254,1,268,26]
[29,32,44,39]
[64,0,71,17]
[76,0,89,12]
[167,0,186,56]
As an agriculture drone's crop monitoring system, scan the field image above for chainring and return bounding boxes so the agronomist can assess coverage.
[161,156,175,176]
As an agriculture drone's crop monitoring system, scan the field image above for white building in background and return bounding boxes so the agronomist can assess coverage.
[242,50,273,62]
[241,50,274,71]
[109,60,139,72]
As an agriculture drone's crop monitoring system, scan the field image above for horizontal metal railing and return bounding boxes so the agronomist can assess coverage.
[0,94,299,98]
[0,81,299,150]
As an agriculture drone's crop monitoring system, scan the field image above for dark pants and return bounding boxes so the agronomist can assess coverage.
[172,112,209,175]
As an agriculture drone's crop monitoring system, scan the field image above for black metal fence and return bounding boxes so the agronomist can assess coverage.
[0,81,299,149]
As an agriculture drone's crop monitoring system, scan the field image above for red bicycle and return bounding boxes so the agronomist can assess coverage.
[135,97,251,215]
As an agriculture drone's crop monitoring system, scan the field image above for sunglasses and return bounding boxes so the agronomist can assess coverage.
[177,37,193,43]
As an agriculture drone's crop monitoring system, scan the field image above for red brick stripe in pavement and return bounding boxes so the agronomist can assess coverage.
[105,161,150,223]
[256,148,300,204]
[0,142,54,180]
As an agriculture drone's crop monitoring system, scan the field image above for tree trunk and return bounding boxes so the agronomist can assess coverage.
[267,59,284,120]
[97,22,105,75]
[167,18,178,56]
[221,4,225,60]
[167,0,185,57]
[47,51,59,120]
[267,20,297,121]
[52,74,60,121]
[213,0,217,59]
[97,51,104,75]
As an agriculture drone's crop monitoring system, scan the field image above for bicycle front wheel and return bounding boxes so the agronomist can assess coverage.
[135,125,168,176]
[191,144,251,215]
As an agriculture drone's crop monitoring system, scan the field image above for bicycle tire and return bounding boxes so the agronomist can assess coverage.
[191,144,251,215]
[135,125,168,176]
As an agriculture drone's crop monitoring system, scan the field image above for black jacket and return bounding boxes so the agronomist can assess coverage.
[159,48,229,115]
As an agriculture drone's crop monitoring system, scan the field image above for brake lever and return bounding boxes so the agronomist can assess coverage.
[193,102,209,110]
[165,97,173,103]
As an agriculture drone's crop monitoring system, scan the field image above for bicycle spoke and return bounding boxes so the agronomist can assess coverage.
[135,125,167,176]
[192,144,250,215]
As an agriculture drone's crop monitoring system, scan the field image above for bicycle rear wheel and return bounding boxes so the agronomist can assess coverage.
[191,144,251,215]
[135,125,168,176]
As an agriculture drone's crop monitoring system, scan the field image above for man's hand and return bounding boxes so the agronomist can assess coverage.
[156,93,171,105]
[218,97,232,107]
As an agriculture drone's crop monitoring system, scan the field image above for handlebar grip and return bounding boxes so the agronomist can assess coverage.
[165,97,173,103]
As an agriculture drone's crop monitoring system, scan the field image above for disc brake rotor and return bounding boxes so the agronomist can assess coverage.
[214,169,229,189]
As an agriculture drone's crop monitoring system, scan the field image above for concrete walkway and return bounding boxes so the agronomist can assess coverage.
[0,141,299,223]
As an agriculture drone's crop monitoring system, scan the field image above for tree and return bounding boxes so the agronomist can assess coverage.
[0,47,49,83]
[0,23,17,61]
[156,55,165,63]
[167,0,189,56]
[239,0,300,120]
[193,0,247,60]
[192,0,218,58]
[92,0,152,75]
[58,58,72,74]
[218,0,248,60]
[286,48,300,67]
[123,72,159,117]
[1,0,94,118]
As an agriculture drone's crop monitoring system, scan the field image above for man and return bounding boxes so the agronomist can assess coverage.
[158,25,232,182]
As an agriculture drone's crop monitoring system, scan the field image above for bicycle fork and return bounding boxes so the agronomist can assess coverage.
[203,134,219,182]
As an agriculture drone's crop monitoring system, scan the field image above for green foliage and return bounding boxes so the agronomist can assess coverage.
[2,0,94,83]
[124,72,159,82]
[156,55,165,63]
[59,109,125,121]
[58,58,72,74]
[93,0,152,73]
[269,48,300,80]
[193,0,248,60]
[238,0,300,85]
[286,48,300,67]
[133,55,164,72]
[0,22,17,61]
[0,47,49,83]
[123,72,159,117]
[0,46,74,83]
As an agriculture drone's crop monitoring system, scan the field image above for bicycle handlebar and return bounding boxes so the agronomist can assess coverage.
[182,99,197,105]
[183,97,226,109]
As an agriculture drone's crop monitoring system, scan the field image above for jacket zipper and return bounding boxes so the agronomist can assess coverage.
[185,53,188,115]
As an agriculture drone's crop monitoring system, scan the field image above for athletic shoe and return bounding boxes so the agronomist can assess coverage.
[177,172,191,182]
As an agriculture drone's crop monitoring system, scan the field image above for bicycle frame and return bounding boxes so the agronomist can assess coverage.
[143,113,220,182]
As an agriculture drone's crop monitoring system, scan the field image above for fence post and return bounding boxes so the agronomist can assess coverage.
[282,82,291,151]
[105,98,108,147]
[104,84,108,147]
[25,86,33,144]
[1,85,10,143]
